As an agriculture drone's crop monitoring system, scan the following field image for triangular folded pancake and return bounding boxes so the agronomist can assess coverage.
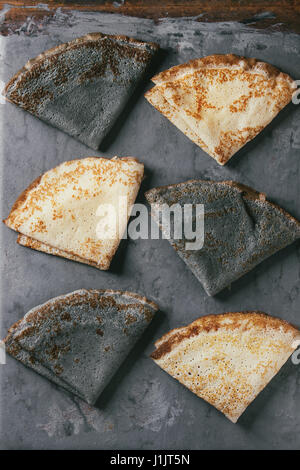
[4,289,158,404]
[151,312,300,423]
[4,156,144,269]
[4,33,159,149]
[145,180,300,295]
[145,54,295,165]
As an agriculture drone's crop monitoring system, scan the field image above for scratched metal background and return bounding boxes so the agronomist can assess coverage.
[0,10,299,450]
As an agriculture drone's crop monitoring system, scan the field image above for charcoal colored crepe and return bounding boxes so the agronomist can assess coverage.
[145,180,300,296]
[4,156,144,270]
[4,289,158,404]
[145,54,295,165]
[4,33,159,149]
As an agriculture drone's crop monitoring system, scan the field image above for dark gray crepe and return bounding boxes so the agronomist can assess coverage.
[3,33,159,150]
[145,180,300,296]
[4,289,158,404]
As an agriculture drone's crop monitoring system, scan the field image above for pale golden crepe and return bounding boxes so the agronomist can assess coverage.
[4,289,158,404]
[145,54,295,165]
[4,156,144,269]
[151,312,300,423]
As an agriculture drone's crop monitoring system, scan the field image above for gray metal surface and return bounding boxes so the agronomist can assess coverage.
[0,11,299,450]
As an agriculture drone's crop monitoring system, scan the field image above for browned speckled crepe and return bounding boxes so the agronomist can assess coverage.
[151,312,300,422]
[4,33,159,149]
[4,289,158,404]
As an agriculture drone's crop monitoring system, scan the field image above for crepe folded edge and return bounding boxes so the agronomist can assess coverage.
[17,234,104,269]
[151,311,300,361]
[145,179,300,231]
[4,289,159,404]
[3,32,159,98]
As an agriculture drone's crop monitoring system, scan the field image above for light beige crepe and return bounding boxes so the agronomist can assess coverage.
[17,234,100,268]
[145,54,295,165]
[4,156,144,269]
[4,289,158,404]
[151,312,300,423]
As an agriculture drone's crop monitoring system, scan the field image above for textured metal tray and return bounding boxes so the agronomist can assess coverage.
[0,11,299,450]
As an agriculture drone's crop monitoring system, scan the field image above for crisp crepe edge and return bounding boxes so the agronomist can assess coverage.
[151,53,295,86]
[145,179,300,229]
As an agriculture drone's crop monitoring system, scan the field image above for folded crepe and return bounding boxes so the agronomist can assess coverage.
[4,33,159,150]
[145,180,300,296]
[4,156,144,269]
[4,289,158,404]
[145,54,295,165]
[151,312,300,423]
